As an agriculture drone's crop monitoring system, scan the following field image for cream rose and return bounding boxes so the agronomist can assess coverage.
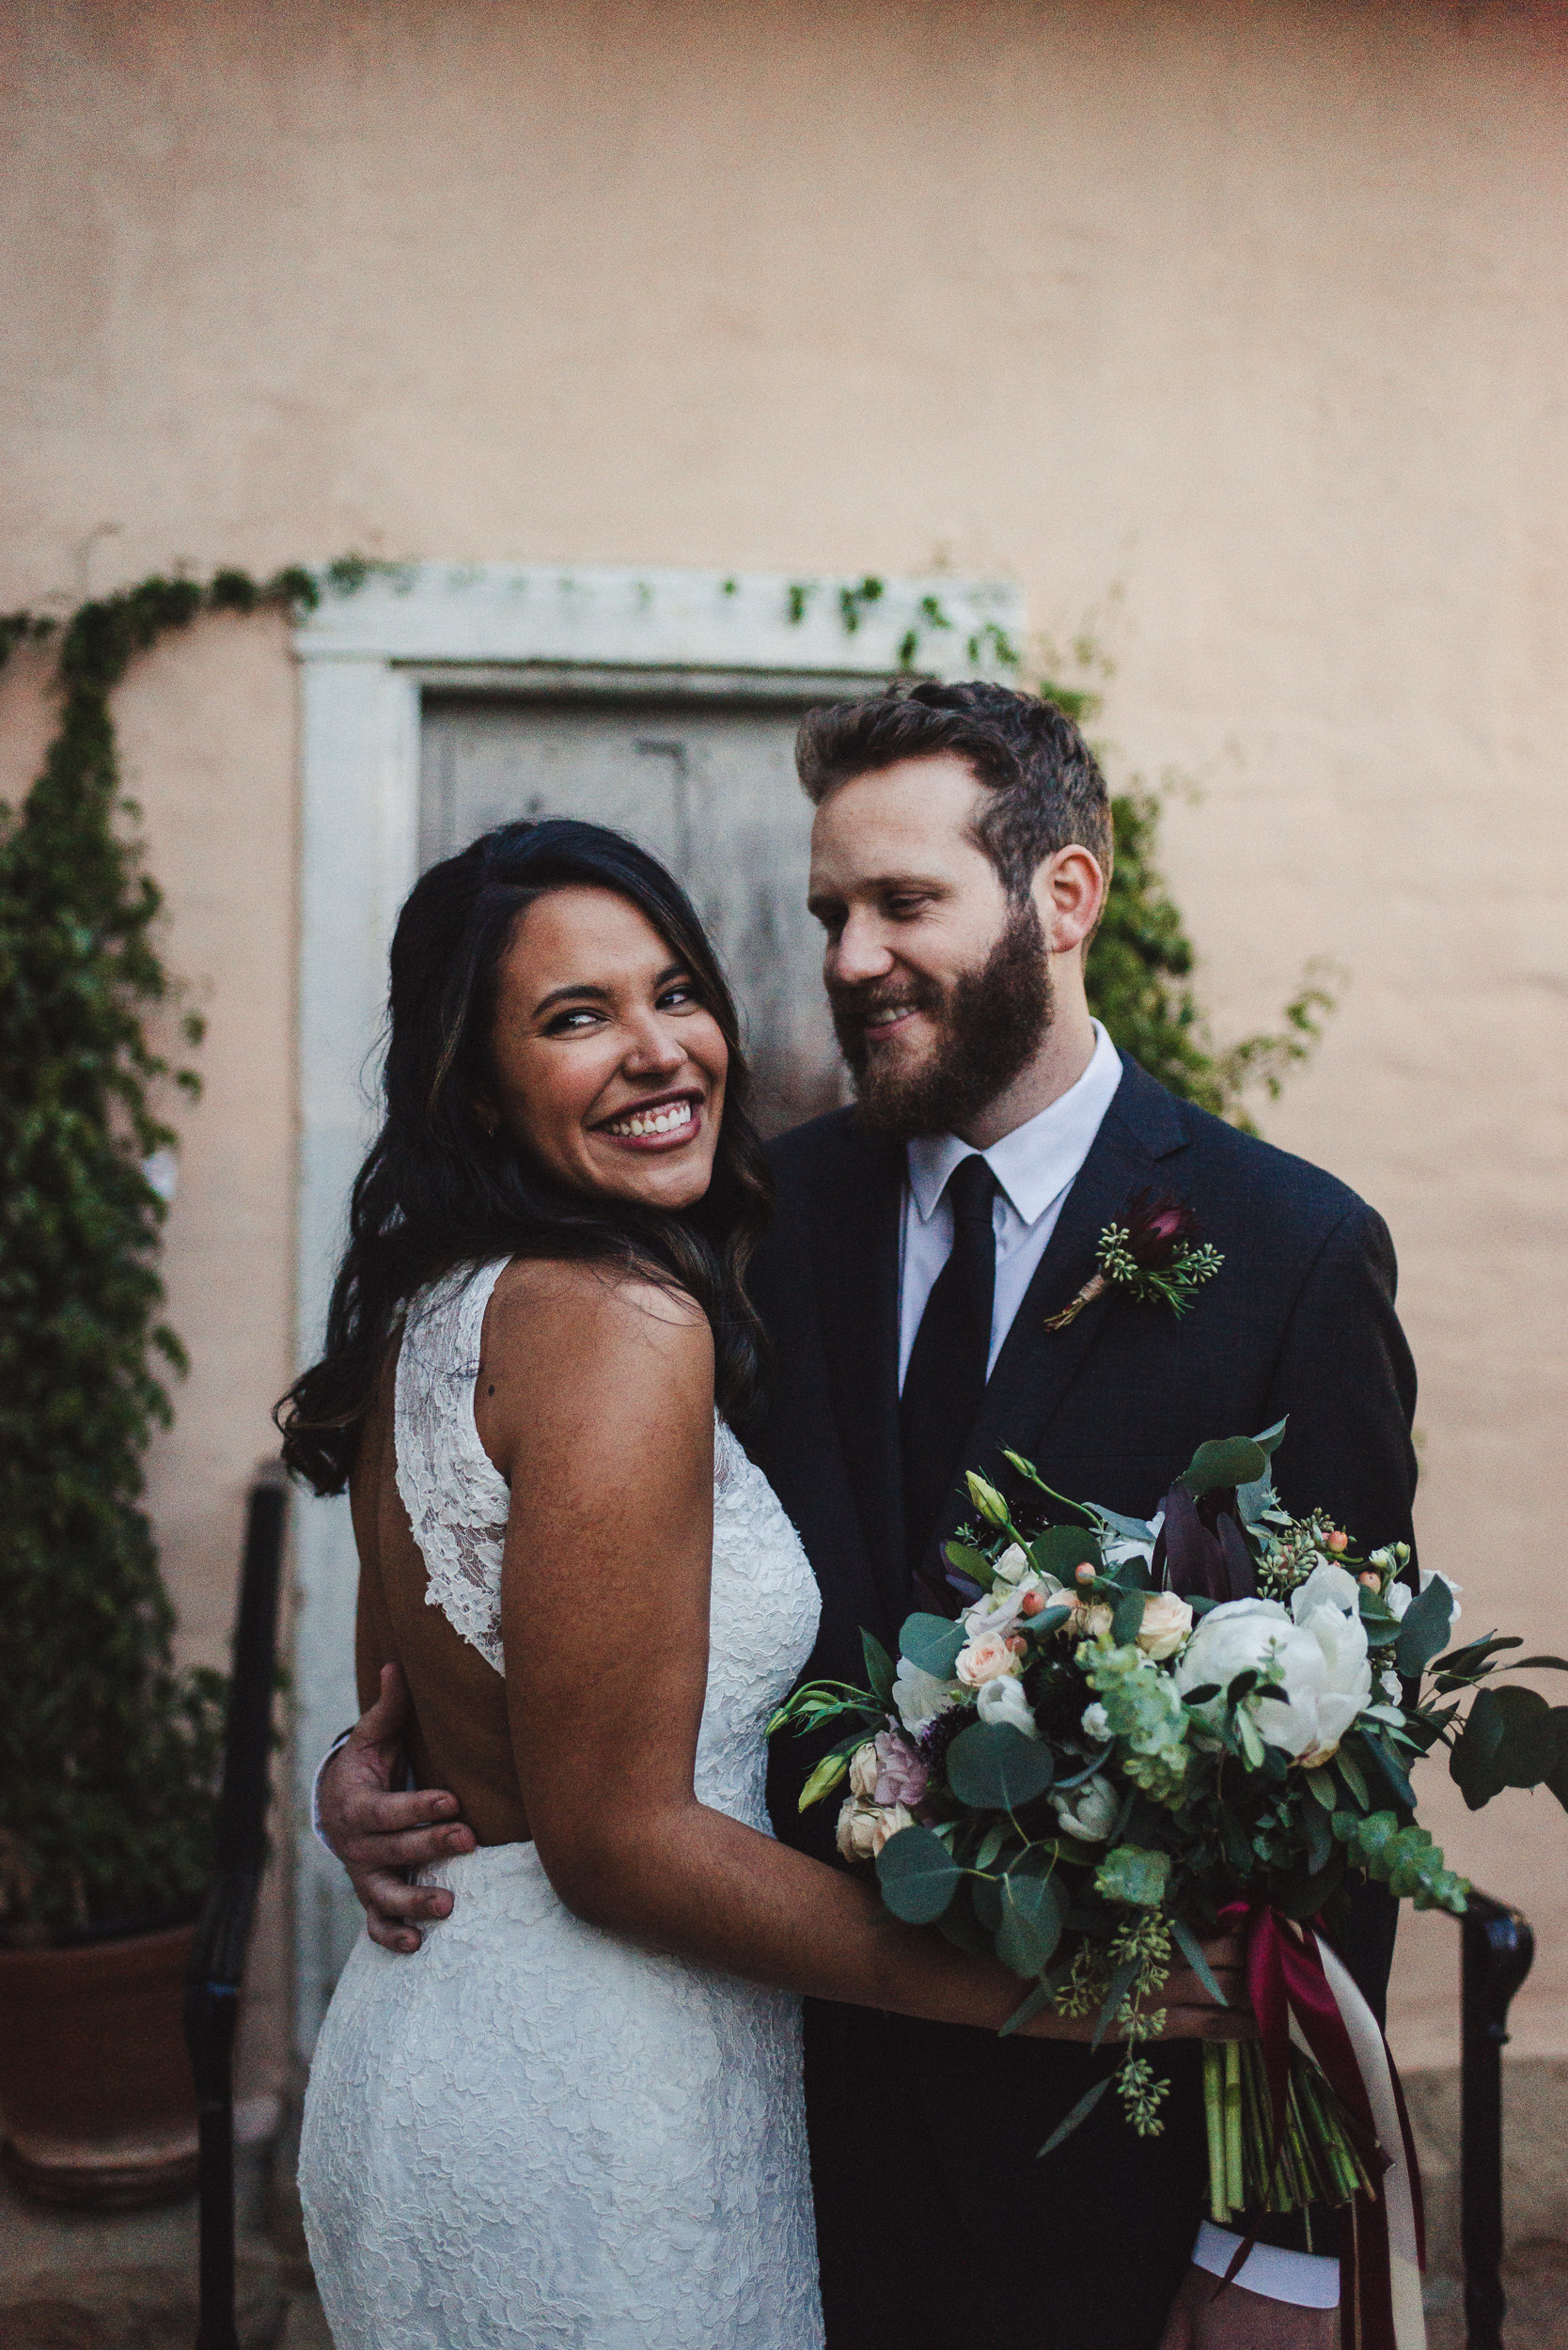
[835,1798,916,1862]
[847,1742,881,1802]
[954,1630,1021,1687]
[1137,1590,1194,1660]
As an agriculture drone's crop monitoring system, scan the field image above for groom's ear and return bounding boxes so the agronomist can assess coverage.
[1035,843,1105,957]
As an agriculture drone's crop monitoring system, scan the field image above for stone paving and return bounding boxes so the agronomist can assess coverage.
[0,2146,328,2350]
[3,2144,1566,2348]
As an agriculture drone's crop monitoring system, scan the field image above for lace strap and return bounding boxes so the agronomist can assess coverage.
[394,1258,512,1669]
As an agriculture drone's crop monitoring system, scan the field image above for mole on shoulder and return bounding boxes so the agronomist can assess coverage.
[487,1384,495,1397]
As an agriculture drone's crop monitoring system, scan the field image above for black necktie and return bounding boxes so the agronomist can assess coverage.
[900,1154,998,1577]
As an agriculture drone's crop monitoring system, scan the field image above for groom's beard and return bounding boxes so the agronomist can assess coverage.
[829,899,1055,1139]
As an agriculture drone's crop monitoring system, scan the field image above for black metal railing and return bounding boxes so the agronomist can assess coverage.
[183,1468,289,2350]
[1459,1890,1534,2350]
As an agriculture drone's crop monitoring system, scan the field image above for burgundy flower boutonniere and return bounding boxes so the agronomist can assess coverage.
[1044,1189,1224,1331]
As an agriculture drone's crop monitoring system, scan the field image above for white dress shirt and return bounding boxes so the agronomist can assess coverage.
[898,1020,1123,1390]
[896,1014,1336,2310]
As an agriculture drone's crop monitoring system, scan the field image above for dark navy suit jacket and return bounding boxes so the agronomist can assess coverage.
[745,1054,1418,2350]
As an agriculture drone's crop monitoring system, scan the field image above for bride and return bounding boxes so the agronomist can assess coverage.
[282,817,1240,2350]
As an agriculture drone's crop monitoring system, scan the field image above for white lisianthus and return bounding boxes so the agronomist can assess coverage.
[1050,1773,1119,1843]
[976,1673,1040,1738]
[892,1659,961,1737]
[1174,1594,1372,1766]
[1137,1590,1194,1660]
[964,1570,1062,1641]
[1380,1668,1403,1701]
[992,1543,1032,1585]
[1387,1568,1463,1626]
[847,1742,881,1801]
[835,1797,916,1862]
[1080,1701,1111,1743]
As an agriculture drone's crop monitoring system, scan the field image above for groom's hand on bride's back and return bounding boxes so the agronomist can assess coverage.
[317,1663,475,1953]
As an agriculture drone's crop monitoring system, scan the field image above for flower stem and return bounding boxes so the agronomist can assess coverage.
[1203,2044,1230,2222]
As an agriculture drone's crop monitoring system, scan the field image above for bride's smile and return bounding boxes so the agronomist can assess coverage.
[482,882,729,1211]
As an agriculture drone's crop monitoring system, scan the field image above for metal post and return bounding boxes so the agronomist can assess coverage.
[184,1472,288,2350]
[1460,1891,1533,2350]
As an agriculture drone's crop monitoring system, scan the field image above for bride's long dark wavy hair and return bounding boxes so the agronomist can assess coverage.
[277,819,774,1496]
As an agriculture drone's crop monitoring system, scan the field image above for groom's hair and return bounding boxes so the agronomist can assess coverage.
[794,680,1112,901]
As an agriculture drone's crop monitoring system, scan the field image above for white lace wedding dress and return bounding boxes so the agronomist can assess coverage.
[298,1259,825,2350]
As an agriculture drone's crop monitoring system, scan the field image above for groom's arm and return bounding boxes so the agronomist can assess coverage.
[1262,1196,1418,2022]
[1264,1199,1419,1566]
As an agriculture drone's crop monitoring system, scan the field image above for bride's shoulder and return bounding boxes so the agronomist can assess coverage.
[485,1255,711,1367]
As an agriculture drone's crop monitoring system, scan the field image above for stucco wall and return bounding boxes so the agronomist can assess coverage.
[3,0,1565,2094]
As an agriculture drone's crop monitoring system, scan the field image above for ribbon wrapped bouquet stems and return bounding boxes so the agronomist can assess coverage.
[773,1423,1568,2350]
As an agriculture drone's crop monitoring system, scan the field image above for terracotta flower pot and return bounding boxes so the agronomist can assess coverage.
[0,1919,199,2206]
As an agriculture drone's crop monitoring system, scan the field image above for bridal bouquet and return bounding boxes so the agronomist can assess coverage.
[773,1424,1568,2350]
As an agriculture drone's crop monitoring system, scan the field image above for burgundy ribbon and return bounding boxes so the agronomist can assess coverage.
[1214,1902,1424,2350]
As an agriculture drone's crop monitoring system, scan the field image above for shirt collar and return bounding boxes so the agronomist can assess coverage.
[905,1021,1124,1229]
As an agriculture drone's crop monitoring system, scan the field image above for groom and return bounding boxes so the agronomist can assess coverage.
[318,682,1416,2350]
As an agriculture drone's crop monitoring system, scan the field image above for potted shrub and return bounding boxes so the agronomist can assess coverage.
[0,590,225,2204]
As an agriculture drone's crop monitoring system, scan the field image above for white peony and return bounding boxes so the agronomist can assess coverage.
[1290,1561,1361,1622]
[976,1673,1040,1738]
[893,1659,961,1737]
[1174,1593,1372,1766]
[1050,1773,1119,1842]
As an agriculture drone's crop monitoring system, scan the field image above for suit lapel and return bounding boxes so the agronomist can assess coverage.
[808,1118,910,1636]
[915,1057,1191,1587]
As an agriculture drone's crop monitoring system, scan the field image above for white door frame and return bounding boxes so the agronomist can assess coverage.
[289,561,1025,2052]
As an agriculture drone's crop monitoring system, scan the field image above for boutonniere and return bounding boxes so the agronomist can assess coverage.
[1044,1189,1224,1331]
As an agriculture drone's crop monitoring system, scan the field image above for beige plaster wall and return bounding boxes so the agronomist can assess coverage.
[3,0,1565,2092]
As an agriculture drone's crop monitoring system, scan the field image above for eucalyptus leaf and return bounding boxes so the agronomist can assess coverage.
[996,1872,1064,1978]
[937,1884,994,1961]
[1169,1917,1227,2005]
[1251,1417,1289,1456]
[943,1542,996,1592]
[1488,1684,1560,1788]
[1181,1435,1267,1497]
[999,1979,1057,2037]
[970,1871,1003,1933]
[1111,1588,1147,1646]
[1393,1578,1453,1679]
[1363,1731,1417,1811]
[874,1824,961,1923]
[898,1612,966,1682]
[1086,1503,1157,1545]
[861,1631,896,1708]
[1029,1527,1103,1579]
[947,1720,1057,1810]
[974,1821,1010,1872]
[1091,1954,1144,2049]
[1544,1709,1568,1817]
[1038,2074,1113,2158]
